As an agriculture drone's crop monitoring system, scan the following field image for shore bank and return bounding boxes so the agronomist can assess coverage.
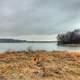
[0,50,80,80]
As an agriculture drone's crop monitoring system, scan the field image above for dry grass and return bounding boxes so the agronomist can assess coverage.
[0,50,80,80]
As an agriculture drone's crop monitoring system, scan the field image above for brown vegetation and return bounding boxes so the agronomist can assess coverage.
[0,50,80,80]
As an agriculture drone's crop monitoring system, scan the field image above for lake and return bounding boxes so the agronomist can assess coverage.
[0,42,80,52]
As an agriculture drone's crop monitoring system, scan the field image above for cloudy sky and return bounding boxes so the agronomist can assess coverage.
[0,0,80,40]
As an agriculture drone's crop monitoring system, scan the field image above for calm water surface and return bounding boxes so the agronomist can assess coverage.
[0,42,80,52]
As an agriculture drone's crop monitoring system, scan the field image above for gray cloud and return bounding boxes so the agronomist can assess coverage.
[0,0,80,36]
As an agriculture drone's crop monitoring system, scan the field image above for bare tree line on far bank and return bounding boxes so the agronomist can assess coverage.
[57,29,80,45]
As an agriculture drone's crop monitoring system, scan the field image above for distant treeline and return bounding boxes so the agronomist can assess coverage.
[57,29,80,45]
[0,39,27,43]
[0,39,57,43]
[25,41,56,43]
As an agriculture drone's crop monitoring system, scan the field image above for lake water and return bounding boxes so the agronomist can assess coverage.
[0,42,80,52]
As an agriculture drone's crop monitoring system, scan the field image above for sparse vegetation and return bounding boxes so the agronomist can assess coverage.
[0,50,80,80]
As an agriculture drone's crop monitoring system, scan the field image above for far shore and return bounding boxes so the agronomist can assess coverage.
[25,41,57,43]
[60,44,80,47]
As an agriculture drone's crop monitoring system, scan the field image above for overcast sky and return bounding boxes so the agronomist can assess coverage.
[0,0,80,40]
